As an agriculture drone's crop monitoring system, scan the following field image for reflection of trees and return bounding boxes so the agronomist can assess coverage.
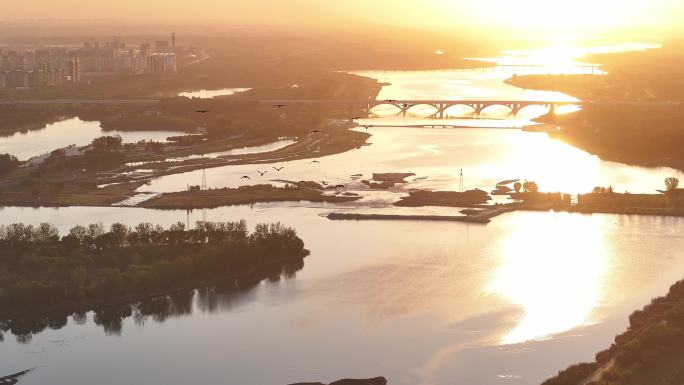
[1,259,304,344]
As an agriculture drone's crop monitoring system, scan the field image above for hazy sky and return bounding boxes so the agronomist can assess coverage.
[4,0,682,39]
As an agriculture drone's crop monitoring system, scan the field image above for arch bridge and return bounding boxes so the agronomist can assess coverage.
[368,99,581,118]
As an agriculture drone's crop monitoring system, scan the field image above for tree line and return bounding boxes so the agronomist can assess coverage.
[0,220,307,313]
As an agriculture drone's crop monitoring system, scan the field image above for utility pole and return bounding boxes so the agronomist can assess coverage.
[201,168,207,191]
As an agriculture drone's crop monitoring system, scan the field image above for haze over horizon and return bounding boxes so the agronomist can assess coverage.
[3,0,683,42]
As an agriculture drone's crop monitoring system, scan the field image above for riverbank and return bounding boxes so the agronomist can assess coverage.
[142,184,362,209]
[0,122,371,208]
[505,46,684,171]
[327,213,491,224]
[288,377,387,385]
[542,277,684,385]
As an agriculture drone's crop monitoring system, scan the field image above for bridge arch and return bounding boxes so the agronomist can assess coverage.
[404,103,441,117]
[368,103,403,116]
[442,103,478,116]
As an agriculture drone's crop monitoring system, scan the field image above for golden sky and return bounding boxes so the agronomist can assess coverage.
[4,0,681,39]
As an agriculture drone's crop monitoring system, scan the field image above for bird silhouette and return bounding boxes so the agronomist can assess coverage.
[311,160,320,164]
[310,129,320,133]
[272,166,285,172]
[335,184,345,189]
[195,110,209,114]
[241,176,252,180]
[273,104,286,108]
[362,125,372,130]
[257,170,268,176]
[351,116,362,120]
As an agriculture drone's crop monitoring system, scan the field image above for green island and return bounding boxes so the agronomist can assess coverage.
[543,278,684,385]
[142,184,361,209]
[0,220,308,317]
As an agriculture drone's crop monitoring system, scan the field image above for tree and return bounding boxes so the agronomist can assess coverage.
[0,153,19,176]
[514,182,522,193]
[91,135,123,152]
[523,181,539,193]
[665,177,680,192]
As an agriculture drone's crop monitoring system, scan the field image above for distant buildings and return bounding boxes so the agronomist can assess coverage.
[0,33,178,90]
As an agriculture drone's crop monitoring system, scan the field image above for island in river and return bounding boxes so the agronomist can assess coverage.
[142,184,361,209]
[0,220,308,318]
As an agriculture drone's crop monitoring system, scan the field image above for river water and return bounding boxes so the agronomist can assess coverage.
[2,43,681,385]
[0,118,184,161]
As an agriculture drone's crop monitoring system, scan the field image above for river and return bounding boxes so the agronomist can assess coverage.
[2,42,681,385]
[0,118,185,161]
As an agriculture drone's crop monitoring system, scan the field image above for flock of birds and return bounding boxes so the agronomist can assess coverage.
[193,104,379,189]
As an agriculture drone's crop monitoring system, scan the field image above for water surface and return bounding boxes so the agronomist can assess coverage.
[0,118,184,161]
[2,206,684,385]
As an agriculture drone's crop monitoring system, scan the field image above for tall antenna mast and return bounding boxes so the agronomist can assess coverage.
[201,168,207,191]
[459,168,464,193]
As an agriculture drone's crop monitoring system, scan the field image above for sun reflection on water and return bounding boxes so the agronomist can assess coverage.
[487,213,608,345]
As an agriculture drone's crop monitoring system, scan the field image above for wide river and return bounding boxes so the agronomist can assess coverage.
[3,43,683,385]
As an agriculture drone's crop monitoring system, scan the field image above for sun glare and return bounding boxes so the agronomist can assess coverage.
[488,213,608,345]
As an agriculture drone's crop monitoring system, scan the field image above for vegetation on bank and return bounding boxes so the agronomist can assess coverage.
[506,46,684,171]
[0,154,19,177]
[142,184,362,209]
[395,189,491,207]
[0,221,308,314]
[543,278,684,385]
[543,104,684,170]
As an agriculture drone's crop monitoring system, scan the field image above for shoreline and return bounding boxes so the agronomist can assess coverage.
[327,212,491,224]
[0,252,307,320]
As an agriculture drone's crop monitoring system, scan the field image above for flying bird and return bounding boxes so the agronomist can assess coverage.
[241,176,252,180]
[311,160,320,164]
[257,170,268,176]
[310,129,320,133]
[273,104,287,108]
[195,110,209,114]
[272,166,285,172]
[362,125,372,130]
[335,184,346,189]
[351,116,362,120]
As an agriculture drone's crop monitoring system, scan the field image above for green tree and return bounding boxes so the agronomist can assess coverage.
[665,177,680,192]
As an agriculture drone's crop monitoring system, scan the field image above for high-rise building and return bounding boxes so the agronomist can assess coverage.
[68,58,81,83]
[147,53,177,74]
[172,33,176,51]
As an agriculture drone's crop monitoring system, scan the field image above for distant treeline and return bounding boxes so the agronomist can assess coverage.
[0,221,308,314]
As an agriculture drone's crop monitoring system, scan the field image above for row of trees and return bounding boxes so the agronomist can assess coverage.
[0,221,307,312]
